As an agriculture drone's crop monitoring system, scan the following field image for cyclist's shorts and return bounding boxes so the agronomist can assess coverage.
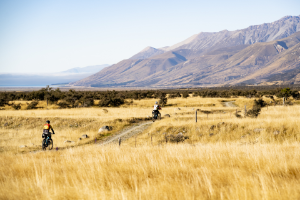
[43,129,49,134]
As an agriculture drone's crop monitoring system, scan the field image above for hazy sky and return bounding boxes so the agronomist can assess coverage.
[0,0,299,73]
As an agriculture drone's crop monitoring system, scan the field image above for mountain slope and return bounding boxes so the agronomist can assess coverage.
[71,16,300,88]
[147,31,300,87]
[71,52,188,87]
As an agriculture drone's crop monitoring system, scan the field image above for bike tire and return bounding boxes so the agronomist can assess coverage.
[42,139,46,151]
[152,113,156,122]
[158,113,161,120]
[48,139,53,150]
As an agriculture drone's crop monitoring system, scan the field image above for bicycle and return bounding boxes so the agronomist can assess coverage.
[42,133,53,150]
[152,110,161,122]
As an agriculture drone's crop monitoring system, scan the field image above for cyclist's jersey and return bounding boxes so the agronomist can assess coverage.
[43,124,53,134]
[153,105,161,111]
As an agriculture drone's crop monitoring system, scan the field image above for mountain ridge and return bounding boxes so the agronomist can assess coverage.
[70,15,300,88]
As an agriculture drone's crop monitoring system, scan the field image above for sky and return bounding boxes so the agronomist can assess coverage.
[0,0,299,73]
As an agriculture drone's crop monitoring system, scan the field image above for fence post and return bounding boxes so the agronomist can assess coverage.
[118,137,121,146]
[244,105,247,117]
[195,110,197,122]
[283,97,285,106]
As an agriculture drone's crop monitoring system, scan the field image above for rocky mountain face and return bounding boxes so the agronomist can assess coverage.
[71,15,300,87]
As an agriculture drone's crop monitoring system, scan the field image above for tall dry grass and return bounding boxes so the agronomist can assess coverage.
[1,144,300,199]
[124,105,300,146]
[1,97,300,199]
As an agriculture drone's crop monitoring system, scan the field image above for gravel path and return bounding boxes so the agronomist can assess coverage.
[223,101,237,107]
[98,121,153,146]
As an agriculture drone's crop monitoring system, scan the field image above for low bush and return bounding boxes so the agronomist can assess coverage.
[11,103,21,110]
[57,101,70,108]
[246,99,266,118]
[26,101,38,110]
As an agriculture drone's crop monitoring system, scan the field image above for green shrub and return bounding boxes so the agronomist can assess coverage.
[12,103,21,110]
[57,101,70,108]
[246,99,266,118]
[99,97,124,107]
[158,93,167,107]
[26,101,39,109]
[182,91,190,98]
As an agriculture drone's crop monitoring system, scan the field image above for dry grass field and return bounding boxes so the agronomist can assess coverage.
[1,96,300,199]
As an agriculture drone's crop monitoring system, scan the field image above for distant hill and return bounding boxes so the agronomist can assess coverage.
[62,64,110,74]
[0,64,110,86]
[70,15,300,88]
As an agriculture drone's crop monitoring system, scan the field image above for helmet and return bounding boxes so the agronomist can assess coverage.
[46,120,50,124]
[155,101,158,104]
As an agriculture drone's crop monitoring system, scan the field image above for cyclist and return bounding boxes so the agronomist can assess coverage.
[152,101,161,119]
[43,120,55,146]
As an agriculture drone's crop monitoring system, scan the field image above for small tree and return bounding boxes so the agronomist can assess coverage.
[0,95,8,107]
[276,88,292,99]
[246,99,266,118]
[158,93,167,107]
[182,91,189,98]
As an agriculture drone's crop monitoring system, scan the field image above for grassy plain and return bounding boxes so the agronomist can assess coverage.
[1,96,300,199]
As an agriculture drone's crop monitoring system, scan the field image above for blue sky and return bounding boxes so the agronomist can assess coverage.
[0,0,299,73]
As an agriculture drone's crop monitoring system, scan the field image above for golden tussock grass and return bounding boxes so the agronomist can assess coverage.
[122,105,300,147]
[1,97,300,199]
[1,144,300,199]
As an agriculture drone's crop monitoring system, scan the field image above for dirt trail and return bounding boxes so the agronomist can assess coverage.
[223,101,237,107]
[29,121,153,153]
[98,121,153,146]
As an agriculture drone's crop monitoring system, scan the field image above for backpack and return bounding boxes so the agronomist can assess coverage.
[44,124,50,130]
[43,124,50,134]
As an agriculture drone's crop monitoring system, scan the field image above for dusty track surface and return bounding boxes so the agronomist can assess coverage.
[98,121,153,146]
[29,121,153,153]
[223,101,237,107]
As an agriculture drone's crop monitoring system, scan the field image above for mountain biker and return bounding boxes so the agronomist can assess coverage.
[152,101,161,118]
[43,120,55,146]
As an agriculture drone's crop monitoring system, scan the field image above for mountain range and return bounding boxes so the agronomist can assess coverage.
[70,15,300,88]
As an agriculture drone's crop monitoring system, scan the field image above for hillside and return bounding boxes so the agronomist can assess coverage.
[70,15,300,87]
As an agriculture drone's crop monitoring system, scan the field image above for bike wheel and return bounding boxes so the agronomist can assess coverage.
[42,139,46,150]
[48,139,53,150]
[152,113,156,122]
[158,113,161,120]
